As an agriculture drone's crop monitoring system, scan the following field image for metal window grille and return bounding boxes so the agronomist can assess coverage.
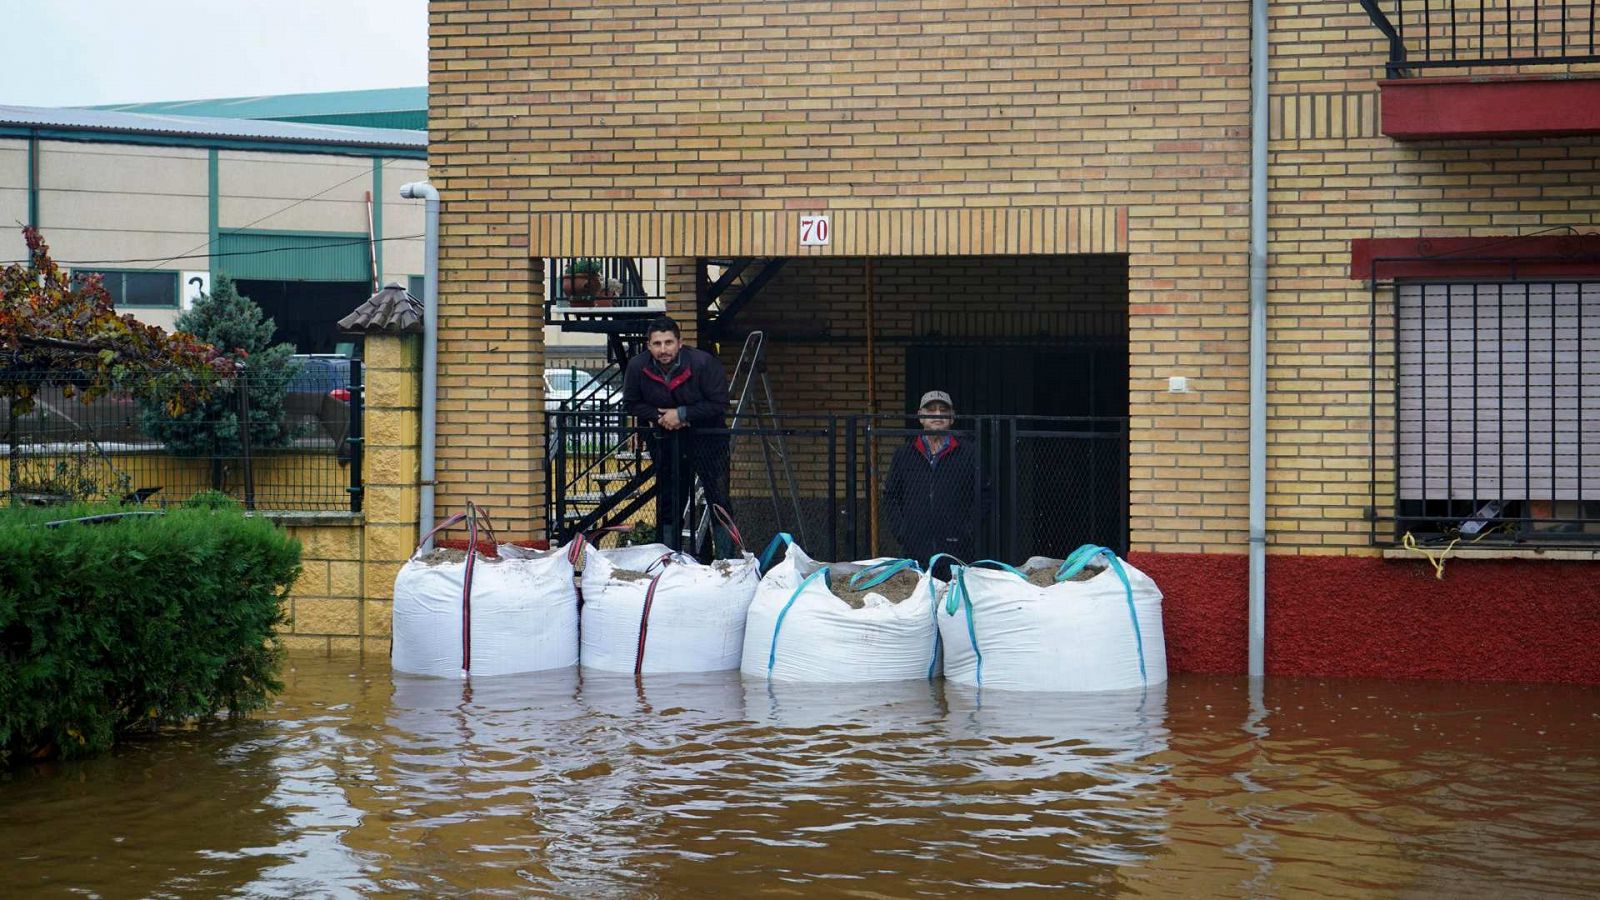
[1393,281,1600,542]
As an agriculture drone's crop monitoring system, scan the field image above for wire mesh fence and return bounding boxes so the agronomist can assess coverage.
[0,360,361,512]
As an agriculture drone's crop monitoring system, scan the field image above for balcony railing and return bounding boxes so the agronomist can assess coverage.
[1359,0,1600,76]
[546,257,664,312]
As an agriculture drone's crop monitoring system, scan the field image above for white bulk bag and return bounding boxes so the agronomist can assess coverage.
[938,545,1166,692]
[391,509,579,678]
[579,541,760,674]
[740,537,943,683]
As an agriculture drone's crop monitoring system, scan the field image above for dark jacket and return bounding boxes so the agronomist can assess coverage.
[622,346,730,431]
[883,434,979,562]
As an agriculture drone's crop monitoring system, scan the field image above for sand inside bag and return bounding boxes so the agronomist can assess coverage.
[832,569,923,609]
[609,568,655,583]
[417,548,468,566]
[1025,565,1098,587]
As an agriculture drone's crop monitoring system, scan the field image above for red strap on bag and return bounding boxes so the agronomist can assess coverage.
[708,504,746,557]
[417,503,499,673]
[633,551,676,675]
[567,524,632,569]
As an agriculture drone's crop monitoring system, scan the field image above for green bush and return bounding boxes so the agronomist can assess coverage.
[0,503,301,764]
[137,275,301,458]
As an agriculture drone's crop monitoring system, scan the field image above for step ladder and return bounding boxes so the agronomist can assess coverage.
[683,330,807,553]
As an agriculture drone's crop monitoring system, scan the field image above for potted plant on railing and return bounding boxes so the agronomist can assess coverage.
[561,258,603,306]
[594,277,622,308]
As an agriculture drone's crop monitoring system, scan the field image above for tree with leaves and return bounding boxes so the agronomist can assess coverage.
[0,227,228,401]
[1,227,230,500]
[138,275,300,457]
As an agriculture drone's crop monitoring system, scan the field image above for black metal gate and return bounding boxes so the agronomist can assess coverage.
[548,412,1128,562]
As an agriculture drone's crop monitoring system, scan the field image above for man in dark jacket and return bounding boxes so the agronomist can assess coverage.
[622,316,731,547]
[883,390,978,577]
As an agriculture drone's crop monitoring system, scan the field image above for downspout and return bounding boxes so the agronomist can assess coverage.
[400,182,440,548]
[1247,0,1270,677]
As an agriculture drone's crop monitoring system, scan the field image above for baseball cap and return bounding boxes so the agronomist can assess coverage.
[918,390,954,410]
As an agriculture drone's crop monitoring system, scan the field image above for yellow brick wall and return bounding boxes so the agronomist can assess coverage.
[279,333,422,654]
[279,518,366,654]
[357,334,423,655]
[1266,6,1600,555]
[665,258,699,346]
[430,0,1255,552]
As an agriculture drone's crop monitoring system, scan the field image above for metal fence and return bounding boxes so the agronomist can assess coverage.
[547,412,1129,563]
[546,257,663,309]
[0,362,362,512]
[1359,0,1600,75]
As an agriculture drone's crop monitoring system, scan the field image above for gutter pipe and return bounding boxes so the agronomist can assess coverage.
[1248,0,1270,677]
[400,181,439,548]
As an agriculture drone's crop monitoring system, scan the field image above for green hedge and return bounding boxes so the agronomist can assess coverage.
[0,500,302,764]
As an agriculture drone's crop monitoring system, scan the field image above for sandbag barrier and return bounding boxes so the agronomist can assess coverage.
[392,506,1165,691]
[741,534,946,683]
[936,544,1167,693]
[392,503,580,678]
[579,505,760,675]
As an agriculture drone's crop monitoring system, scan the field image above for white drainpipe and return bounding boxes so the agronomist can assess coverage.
[1248,0,1270,677]
[400,181,440,548]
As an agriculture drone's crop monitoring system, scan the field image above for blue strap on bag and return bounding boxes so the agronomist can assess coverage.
[1056,544,1147,685]
[767,565,832,675]
[847,557,922,590]
[757,532,794,574]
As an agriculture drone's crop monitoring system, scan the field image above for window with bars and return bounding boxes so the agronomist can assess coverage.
[1395,281,1600,543]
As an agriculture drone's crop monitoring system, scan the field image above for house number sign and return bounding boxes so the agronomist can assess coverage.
[799,215,831,246]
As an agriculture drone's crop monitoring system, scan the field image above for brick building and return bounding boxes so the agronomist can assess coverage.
[423,0,1600,682]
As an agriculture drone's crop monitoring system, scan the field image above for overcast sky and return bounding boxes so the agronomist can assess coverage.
[2,0,428,107]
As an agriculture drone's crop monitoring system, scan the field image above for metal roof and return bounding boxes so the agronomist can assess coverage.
[92,87,425,120]
[0,104,426,151]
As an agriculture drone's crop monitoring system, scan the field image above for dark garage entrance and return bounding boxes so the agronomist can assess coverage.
[234,279,372,354]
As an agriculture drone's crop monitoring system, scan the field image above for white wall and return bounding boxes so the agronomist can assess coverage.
[0,139,29,264]
[0,136,426,332]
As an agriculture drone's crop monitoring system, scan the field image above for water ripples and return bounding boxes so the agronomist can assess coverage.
[2,657,1597,898]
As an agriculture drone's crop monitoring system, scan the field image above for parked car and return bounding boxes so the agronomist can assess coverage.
[286,355,354,455]
[0,382,144,447]
[543,368,619,412]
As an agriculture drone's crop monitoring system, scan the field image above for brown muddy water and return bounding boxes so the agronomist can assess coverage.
[3,655,1598,898]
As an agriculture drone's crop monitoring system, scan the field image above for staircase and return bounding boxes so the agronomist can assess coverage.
[545,256,792,542]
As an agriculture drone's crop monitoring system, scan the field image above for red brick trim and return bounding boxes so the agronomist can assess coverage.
[1380,76,1600,140]
[1349,233,1600,280]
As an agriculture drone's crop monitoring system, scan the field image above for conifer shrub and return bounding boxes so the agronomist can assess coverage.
[138,275,301,457]
[0,501,301,764]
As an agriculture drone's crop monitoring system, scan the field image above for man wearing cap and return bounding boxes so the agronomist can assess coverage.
[883,390,979,576]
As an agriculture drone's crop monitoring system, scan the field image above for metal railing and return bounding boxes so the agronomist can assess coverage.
[1370,272,1600,546]
[546,257,664,311]
[1359,0,1600,76]
[547,411,1130,562]
[1,362,362,513]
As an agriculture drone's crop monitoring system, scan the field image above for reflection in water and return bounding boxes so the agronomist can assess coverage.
[1,656,1597,898]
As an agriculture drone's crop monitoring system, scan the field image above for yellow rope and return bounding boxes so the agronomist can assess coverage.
[1402,523,1503,580]
[1402,531,1459,580]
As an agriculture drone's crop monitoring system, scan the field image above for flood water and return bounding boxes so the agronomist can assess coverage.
[4,655,1598,898]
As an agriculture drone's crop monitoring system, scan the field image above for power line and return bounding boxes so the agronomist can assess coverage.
[134,157,405,274]
[3,233,424,268]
